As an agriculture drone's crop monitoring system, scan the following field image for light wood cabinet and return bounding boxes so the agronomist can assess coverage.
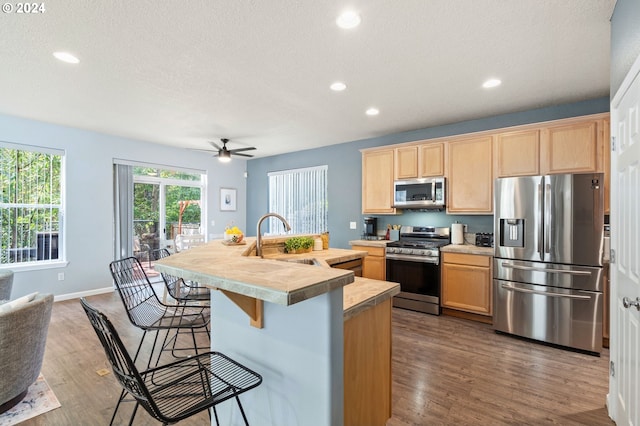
[351,245,386,281]
[495,129,540,177]
[541,120,600,174]
[395,143,445,179]
[395,146,418,179]
[344,298,392,426]
[441,252,492,316]
[420,143,445,177]
[447,136,493,213]
[362,149,396,214]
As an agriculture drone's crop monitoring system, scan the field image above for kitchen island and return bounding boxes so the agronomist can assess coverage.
[154,237,399,426]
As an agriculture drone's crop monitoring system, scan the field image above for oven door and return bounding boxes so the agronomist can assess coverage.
[386,255,441,315]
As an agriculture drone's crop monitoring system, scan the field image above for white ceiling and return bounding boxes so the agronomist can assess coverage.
[0,1,616,159]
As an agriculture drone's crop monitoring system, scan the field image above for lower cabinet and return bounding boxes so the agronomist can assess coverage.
[344,298,392,426]
[441,252,492,318]
[351,245,386,280]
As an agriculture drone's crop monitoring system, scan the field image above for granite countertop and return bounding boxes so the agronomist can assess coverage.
[440,243,494,256]
[154,237,399,316]
[348,239,391,248]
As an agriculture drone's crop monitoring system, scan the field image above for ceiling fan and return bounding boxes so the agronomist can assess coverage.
[204,138,256,162]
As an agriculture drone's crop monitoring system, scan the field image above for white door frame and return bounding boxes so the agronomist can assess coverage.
[608,49,640,424]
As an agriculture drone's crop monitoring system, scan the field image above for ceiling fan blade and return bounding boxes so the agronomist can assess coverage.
[233,152,254,158]
[229,147,257,153]
[190,148,218,154]
[209,141,223,150]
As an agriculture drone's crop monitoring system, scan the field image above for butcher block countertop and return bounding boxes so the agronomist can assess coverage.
[440,244,494,256]
[154,237,399,318]
[348,239,391,248]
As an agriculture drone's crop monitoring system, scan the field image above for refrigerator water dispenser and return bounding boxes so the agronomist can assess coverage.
[499,219,524,247]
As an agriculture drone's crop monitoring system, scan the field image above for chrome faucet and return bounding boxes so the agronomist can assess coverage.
[256,212,291,257]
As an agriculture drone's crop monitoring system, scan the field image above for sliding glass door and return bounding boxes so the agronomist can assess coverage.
[113,163,205,264]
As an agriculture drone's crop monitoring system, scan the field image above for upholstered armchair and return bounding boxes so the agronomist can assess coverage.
[0,293,54,413]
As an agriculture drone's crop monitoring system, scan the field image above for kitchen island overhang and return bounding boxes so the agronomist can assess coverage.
[154,237,399,426]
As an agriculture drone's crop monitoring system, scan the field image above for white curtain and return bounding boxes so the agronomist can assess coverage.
[113,164,133,260]
[268,165,328,234]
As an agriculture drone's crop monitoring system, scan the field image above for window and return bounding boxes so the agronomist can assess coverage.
[268,165,328,234]
[0,143,64,266]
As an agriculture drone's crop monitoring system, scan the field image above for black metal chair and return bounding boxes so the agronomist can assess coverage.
[80,298,262,426]
[108,257,210,370]
[150,248,210,304]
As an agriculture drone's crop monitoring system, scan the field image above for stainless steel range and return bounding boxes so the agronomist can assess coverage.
[386,226,450,315]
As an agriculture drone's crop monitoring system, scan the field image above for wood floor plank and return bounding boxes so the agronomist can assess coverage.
[19,292,613,425]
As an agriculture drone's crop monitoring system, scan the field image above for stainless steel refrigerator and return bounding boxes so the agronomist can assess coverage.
[493,173,605,354]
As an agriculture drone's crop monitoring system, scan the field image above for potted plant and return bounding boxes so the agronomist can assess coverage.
[284,236,315,254]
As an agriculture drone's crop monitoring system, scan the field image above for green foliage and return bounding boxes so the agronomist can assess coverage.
[1,148,62,260]
[284,236,315,253]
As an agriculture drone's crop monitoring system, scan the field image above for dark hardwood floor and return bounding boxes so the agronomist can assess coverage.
[25,292,613,425]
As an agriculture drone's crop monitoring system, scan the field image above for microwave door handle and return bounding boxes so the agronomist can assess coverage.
[431,182,435,203]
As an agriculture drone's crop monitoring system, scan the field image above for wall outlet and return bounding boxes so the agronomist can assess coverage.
[57,272,64,281]
[349,221,357,230]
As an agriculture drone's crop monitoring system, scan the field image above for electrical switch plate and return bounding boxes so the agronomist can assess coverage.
[211,220,215,226]
[57,272,64,281]
[349,221,357,229]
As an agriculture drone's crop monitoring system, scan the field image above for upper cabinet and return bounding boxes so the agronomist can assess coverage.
[361,113,609,215]
[541,119,601,175]
[395,146,418,179]
[420,143,445,177]
[447,136,493,213]
[362,149,396,214]
[495,129,540,177]
[395,142,445,179]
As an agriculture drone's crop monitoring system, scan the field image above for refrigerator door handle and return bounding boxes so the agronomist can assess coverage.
[500,262,592,276]
[544,182,552,254]
[500,283,592,300]
[537,180,544,260]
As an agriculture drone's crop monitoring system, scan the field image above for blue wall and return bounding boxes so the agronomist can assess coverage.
[247,97,609,249]
[610,0,640,97]
[1,113,247,299]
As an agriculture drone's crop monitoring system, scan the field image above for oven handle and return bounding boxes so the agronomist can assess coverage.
[386,253,439,264]
[500,262,591,276]
[500,283,591,300]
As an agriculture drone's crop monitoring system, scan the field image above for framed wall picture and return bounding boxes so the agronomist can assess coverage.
[220,187,237,211]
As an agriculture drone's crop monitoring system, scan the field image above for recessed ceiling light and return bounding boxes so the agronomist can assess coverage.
[482,78,501,89]
[366,107,379,116]
[330,82,347,91]
[53,51,80,64]
[336,11,361,29]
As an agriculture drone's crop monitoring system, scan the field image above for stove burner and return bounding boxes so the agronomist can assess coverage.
[387,240,448,249]
[386,225,450,257]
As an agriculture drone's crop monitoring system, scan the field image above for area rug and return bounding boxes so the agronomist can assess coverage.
[0,374,61,425]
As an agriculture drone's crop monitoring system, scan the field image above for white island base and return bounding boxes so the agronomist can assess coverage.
[210,288,345,426]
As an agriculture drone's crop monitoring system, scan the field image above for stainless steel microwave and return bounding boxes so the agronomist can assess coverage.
[393,177,445,209]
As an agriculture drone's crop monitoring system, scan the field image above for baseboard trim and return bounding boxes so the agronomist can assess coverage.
[442,307,493,325]
[53,286,114,302]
